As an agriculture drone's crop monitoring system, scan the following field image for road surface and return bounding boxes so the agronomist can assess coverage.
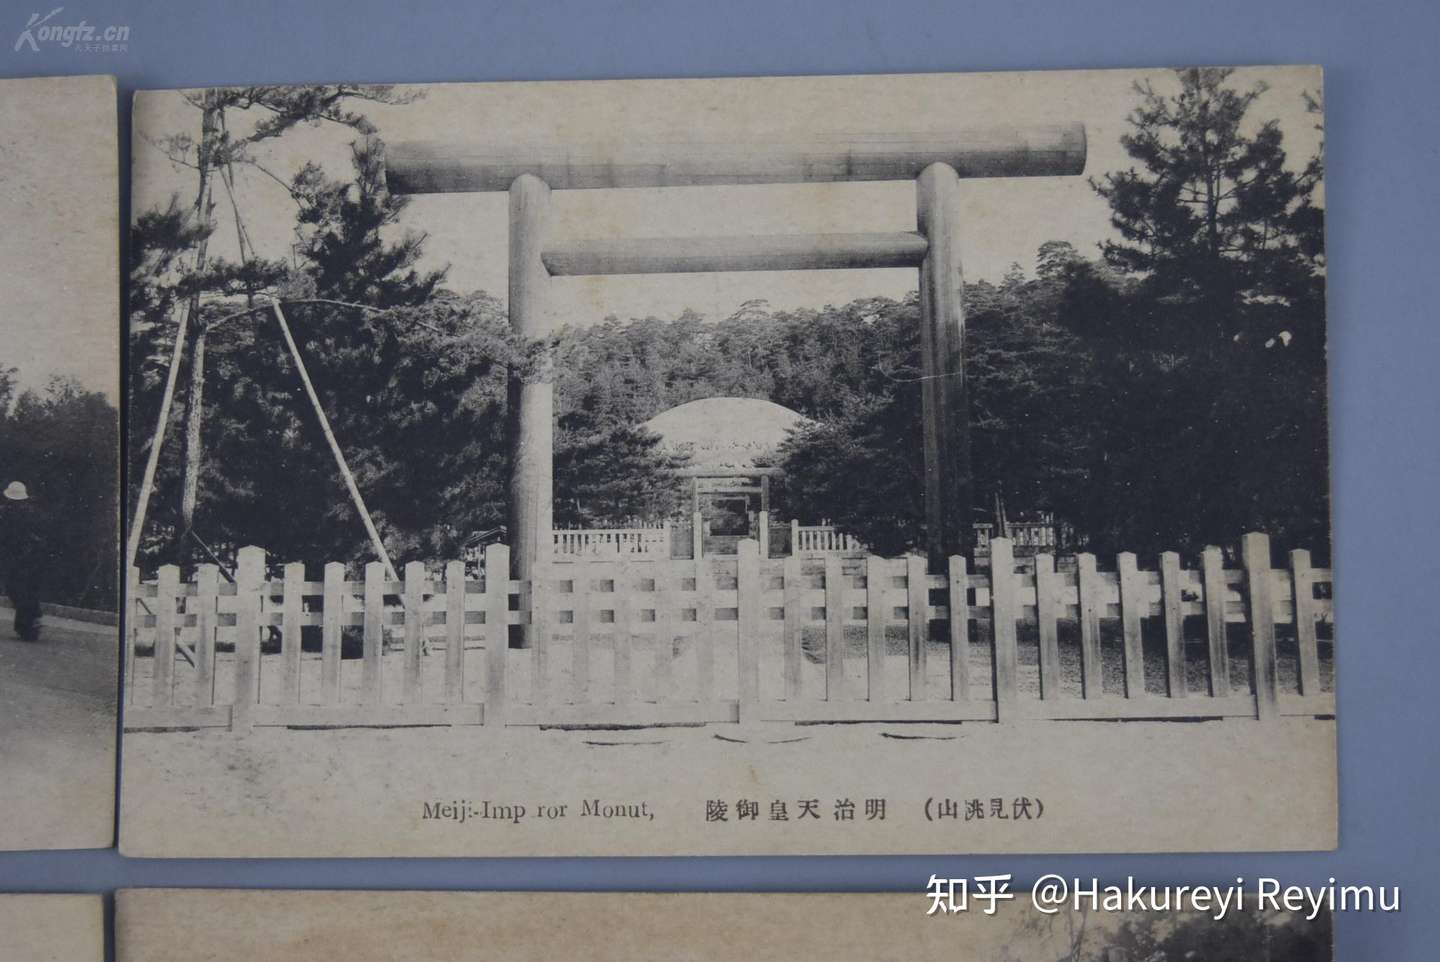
[0,607,116,849]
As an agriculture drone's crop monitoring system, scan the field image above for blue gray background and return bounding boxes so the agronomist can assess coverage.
[0,1,1436,958]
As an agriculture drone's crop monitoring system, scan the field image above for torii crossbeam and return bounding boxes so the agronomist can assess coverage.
[385,124,1086,589]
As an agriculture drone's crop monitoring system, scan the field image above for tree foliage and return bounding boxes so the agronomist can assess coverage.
[1069,67,1331,556]
[127,70,1332,569]
[0,374,119,606]
[140,140,523,566]
[1106,907,1331,962]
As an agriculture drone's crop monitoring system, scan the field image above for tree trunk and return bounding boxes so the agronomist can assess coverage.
[179,91,220,535]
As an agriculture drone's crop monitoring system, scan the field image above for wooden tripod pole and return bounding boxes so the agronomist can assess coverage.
[271,302,399,583]
[125,310,189,571]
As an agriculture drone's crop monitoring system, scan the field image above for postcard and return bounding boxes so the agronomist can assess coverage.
[115,889,1334,961]
[0,74,120,851]
[0,895,104,962]
[121,67,1335,856]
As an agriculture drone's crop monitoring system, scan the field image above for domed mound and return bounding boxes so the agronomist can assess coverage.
[642,397,810,472]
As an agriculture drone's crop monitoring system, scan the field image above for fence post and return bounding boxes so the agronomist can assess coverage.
[152,564,180,708]
[736,539,761,716]
[758,510,770,559]
[1160,551,1186,697]
[531,558,550,705]
[693,555,713,703]
[441,561,465,705]
[653,557,675,700]
[693,510,705,560]
[282,562,304,704]
[790,518,800,557]
[866,556,887,701]
[571,556,592,704]
[783,554,804,699]
[321,562,345,706]
[125,566,140,707]
[613,558,634,704]
[1201,546,1230,697]
[193,563,219,707]
[1290,548,1322,696]
[1116,552,1145,699]
[825,553,848,701]
[232,546,265,733]
[989,538,1018,718]
[1034,552,1060,700]
[361,561,385,705]
[1076,553,1102,699]
[906,553,928,700]
[1242,532,1279,720]
[402,561,426,704]
[947,554,969,701]
[484,543,510,727]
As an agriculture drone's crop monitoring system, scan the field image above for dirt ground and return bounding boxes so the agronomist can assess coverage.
[0,607,117,850]
[122,609,1337,857]
[121,708,1336,858]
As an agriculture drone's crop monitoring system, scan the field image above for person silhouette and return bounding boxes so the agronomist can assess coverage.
[1,481,46,641]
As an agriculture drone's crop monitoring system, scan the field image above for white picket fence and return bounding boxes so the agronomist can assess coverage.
[124,532,1335,732]
[553,523,671,559]
[791,521,867,557]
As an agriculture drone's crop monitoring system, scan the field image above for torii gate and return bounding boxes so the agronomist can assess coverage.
[386,124,1086,587]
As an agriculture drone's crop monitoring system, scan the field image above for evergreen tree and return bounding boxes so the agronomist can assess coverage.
[1093,67,1325,350]
[290,138,444,307]
[553,418,687,528]
[0,377,119,606]
[130,85,422,566]
[125,74,1332,565]
[1063,68,1331,556]
[155,144,520,566]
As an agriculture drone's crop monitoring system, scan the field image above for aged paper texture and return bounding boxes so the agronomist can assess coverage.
[0,74,119,851]
[0,895,105,962]
[121,67,1335,856]
[116,889,1334,961]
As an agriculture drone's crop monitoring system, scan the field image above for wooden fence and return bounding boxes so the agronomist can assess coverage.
[553,523,670,559]
[551,520,866,561]
[791,522,867,557]
[124,533,1335,732]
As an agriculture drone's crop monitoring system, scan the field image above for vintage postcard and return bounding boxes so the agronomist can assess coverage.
[0,75,120,851]
[121,67,1335,856]
[0,895,105,962]
[115,889,1334,961]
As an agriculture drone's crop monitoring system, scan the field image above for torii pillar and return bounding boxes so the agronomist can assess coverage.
[917,163,969,560]
[506,174,554,592]
[387,123,1086,575]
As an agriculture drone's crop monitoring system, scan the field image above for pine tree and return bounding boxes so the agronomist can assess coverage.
[1069,68,1332,555]
[178,144,519,565]
[290,138,444,307]
[130,85,423,566]
[1093,67,1324,349]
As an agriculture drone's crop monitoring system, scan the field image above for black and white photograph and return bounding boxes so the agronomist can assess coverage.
[0,74,120,851]
[121,67,1336,857]
[114,889,1335,961]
